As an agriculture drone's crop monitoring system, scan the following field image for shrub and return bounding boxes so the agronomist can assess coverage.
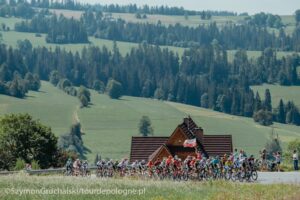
[14,158,26,171]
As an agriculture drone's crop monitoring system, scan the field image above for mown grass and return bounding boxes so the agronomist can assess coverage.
[1,81,300,161]
[0,174,299,200]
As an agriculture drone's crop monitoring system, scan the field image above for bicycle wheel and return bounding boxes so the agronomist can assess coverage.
[224,171,231,181]
[251,170,258,181]
[183,171,189,181]
[239,171,245,182]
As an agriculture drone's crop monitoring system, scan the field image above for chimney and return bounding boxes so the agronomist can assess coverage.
[183,117,190,130]
[194,127,204,143]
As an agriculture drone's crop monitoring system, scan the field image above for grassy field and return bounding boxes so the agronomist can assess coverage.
[0,174,299,200]
[251,84,300,108]
[1,16,298,62]
[2,29,299,63]
[227,50,300,62]
[0,29,186,57]
[49,9,297,32]
[1,81,300,161]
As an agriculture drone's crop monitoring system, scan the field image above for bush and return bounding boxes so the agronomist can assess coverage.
[31,160,40,170]
[78,86,91,107]
[154,88,165,100]
[253,109,273,126]
[14,158,26,171]
[58,123,84,156]
[49,70,60,86]
[0,114,58,170]
[93,80,105,93]
[106,79,123,99]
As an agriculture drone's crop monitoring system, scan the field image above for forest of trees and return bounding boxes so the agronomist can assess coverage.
[15,13,89,44]
[0,39,299,125]
[28,0,236,16]
[1,2,300,126]
[245,12,283,28]
[12,8,300,50]
[0,0,34,18]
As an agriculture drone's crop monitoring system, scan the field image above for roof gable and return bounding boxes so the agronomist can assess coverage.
[148,144,172,162]
[166,127,189,146]
[130,136,168,162]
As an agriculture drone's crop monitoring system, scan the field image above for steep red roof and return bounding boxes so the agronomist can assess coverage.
[148,144,172,161]
[203,135,233,156]
[130,137,168,162]
[178,117,208,157]
[129,117,233,162]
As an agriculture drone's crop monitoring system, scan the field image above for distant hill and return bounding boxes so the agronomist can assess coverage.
[0,81,299,161]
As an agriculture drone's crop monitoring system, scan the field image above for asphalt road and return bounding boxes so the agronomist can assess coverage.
[257,172,300,184]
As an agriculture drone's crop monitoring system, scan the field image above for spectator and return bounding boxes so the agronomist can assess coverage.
[274,152,281,172]
[293,150,299,171]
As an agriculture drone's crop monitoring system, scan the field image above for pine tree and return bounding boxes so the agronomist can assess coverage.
[277,99,285,123]
[264,89,272,111]
[138,116,153,137]
[254,92,262,112]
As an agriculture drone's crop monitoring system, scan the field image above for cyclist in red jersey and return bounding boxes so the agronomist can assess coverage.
[196,150,202,160]
[154,158,161,167]
[166,155,173,167]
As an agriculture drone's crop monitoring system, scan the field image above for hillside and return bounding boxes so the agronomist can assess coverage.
[1,81,300,161]
[251,84,300,107]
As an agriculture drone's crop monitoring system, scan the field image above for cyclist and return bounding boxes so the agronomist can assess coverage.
[82,160,89,175]
[65,158,73,173]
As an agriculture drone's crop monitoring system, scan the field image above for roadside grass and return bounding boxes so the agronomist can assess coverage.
[0,174,299,200]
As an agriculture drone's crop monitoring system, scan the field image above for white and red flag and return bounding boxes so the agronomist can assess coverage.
[183,138,197,148]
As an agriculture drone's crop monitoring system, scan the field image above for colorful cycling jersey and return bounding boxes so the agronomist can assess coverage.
[211,158,219,165]
[166,158,172,166]
[173,160,181,168]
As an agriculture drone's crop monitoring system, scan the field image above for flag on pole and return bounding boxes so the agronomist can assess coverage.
[183,138,197,148]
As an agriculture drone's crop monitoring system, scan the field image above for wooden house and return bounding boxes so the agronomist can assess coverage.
[130,116,233,162]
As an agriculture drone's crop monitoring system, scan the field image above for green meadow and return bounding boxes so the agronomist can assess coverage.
[251,84,300,108]
[1,81,300,161]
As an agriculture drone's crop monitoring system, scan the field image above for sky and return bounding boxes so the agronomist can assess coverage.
[78,0,299,15]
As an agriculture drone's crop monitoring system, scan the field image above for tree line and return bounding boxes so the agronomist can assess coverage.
[15,12,88,44]
[29,0,236,16]
[13,8,300,50]
[0,0,34,18]
[245,12,283,28]
[0,39,299,125]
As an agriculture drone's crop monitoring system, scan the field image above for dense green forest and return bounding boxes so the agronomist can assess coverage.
[1,1,300,126]
[0,40,300,124]
[10,7,300,49]
[28,0,237,16]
